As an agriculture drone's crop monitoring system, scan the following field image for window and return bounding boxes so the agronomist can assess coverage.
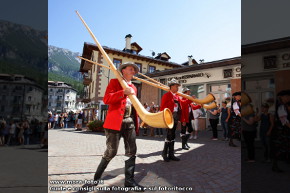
[113,58,122,69]
[49,95,52,99]
[28,96,32,101]
[15,86,22,90]
[26,105,31,113]
[67,96,69,99]
[50,88,53,92]
[1,106,4,112]
[57,103,61,107]
[135,63,142,73]
[148,66,156,73]
[3,85,7,90]
[264,55,277,69]
[2,95,6,100]
[49,102,51,107]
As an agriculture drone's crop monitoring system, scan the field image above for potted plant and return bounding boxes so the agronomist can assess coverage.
[87,120,104,132]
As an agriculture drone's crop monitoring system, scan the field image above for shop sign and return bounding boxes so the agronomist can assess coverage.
[168,72,209,84]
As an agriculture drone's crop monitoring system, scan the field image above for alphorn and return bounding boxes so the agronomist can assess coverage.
[76,11,173,129]
[79,56,217,109]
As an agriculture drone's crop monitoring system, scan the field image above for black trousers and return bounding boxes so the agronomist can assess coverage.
[242,130,256,160]
[166,112,179,141]
[103,117,137,161]
[209,119,219,138]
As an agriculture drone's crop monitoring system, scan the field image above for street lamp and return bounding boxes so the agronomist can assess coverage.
[98,69,110,85]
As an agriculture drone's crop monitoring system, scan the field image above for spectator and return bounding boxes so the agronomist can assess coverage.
[142,103,150,136]
[242,105,259,162]
[0,119,6,146]
[155,105,163,137]
[191,105,203,139]
[7,120,16,145]
[207,103,219,140]
[59,113,64,128]
[257,103,274,162]
[229,92,241,147]
[76,111,83,131]
[221,101,231,141]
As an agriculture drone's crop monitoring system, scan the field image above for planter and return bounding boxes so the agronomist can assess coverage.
[87,120,104,132]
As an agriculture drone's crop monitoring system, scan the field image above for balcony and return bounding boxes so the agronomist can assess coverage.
[80,90,90,103]
[83,60,93,71]
[83,73,92,85]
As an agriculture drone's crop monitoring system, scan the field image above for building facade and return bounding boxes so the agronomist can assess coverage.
[0,74,45,121]
[141,57,241,128]
[48,81,77,113]
[80,34,185,122]
[242,37,290,113]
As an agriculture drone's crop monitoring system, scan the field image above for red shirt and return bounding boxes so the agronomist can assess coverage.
[103,79,139,134]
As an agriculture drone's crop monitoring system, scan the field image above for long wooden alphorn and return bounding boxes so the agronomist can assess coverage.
[79,56,217,109]
[76,11,173,129]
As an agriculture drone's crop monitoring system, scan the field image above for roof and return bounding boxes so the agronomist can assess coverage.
[131,42,143,53]
[0,73,44,90]
[155,52,171,60]
[242,36,290,54]
[141,56,241,78]
[80,42,182,72]
[48,81,78,92]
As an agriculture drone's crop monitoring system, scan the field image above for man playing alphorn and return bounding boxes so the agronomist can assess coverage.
[93,62,144,191]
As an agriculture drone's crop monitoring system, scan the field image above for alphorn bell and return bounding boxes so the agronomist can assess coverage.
[241,92,252,106]
[203,102,217,110]
[241,104,255,117]
[79,56,217,108]
[76,11,173,129]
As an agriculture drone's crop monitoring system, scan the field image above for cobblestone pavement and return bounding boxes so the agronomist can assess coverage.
[0,145,48,193]
[48,128,241,193]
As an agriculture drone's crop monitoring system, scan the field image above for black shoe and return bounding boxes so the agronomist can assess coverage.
[168,141,180,161]
[124,156,145,192]
[185,134,190,148]
[93,158,110,186]
[162,142,170,162]
[272,166,283,173]
[229,141,237,147]
[181,136,189,150]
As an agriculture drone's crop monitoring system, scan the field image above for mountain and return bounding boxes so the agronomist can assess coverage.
[48,45,83,94]
[48,45,82,80]
[0,20,48,89]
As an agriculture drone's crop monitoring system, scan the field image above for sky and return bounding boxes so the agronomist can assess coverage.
[48,0,241,64]
[1,1,289,64]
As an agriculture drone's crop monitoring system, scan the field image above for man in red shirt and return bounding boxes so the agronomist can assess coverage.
[180,88,202,150]
[93,62,144,191]
[160,79,185,162]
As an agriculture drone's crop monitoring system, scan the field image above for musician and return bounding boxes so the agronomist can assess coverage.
[229,91,241,147]
[180,88,202,150]
[160,79,191,161]
[93,62,144,190]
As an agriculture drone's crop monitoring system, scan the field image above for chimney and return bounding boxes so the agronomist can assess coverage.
[188,55,193,65]
[125,34,132,50]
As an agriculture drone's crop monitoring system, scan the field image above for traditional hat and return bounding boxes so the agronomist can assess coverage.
[182,87,190,93]
[168,78,180,86]
[118,62,139,74]
[232,91,241,96]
